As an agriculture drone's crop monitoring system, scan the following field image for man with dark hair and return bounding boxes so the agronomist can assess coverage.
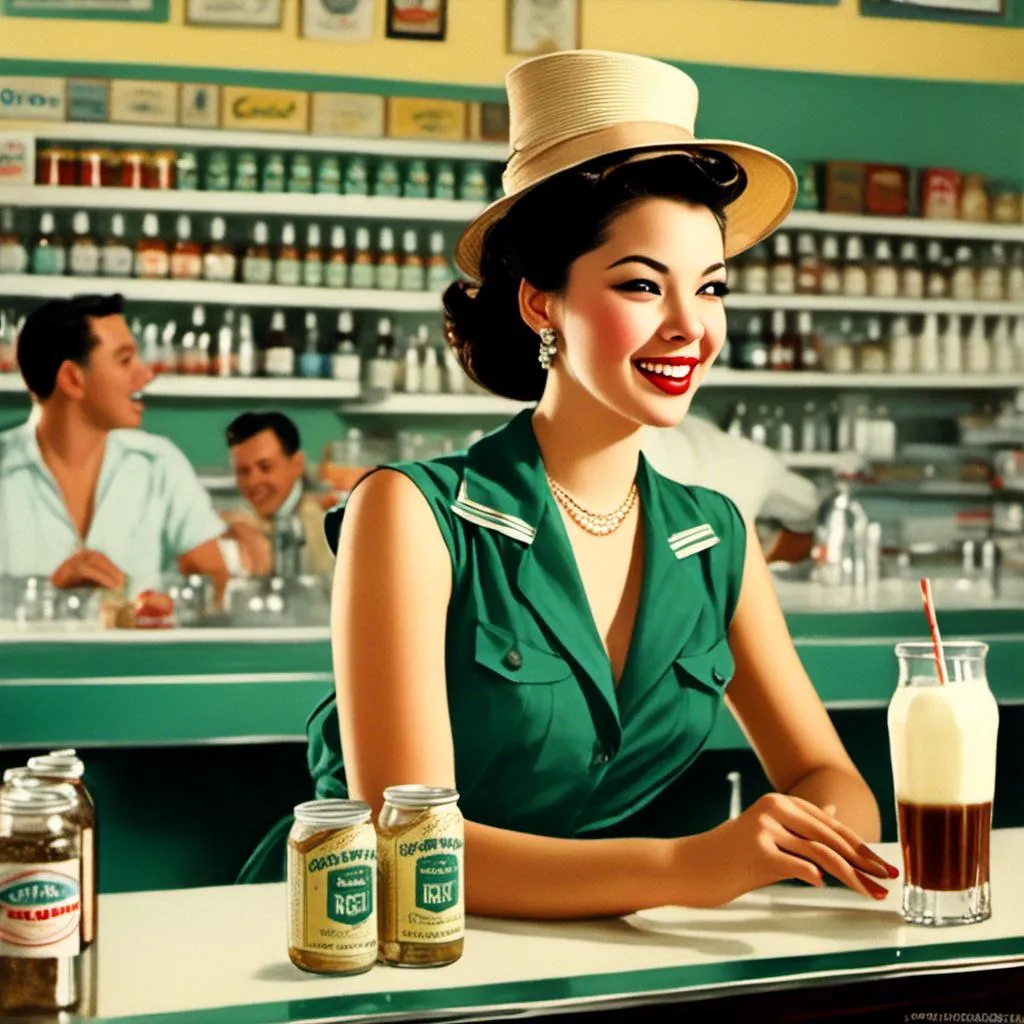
[0,295,232,594]
[224,410,333,577]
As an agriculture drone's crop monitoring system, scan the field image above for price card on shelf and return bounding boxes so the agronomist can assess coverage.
[0,133,35,185]
[222,87,309,133]
[0,77,66,122]
[67,79,110,122]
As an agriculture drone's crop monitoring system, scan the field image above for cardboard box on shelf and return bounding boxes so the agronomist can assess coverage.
[110,80,179,126]
[823,161,865,214]
[222,88,309,134]
[468,102,510,143]
[311,93,386,138]
[387,97,466,141]
[865,164,910,217]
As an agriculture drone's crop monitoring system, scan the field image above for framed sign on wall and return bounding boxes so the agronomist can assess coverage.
[302,0,375,41]
[1,0,168,20]
[861,0,1020,24]
[385,0,446,40]
[508,0,580,54]
[186,0,282,28]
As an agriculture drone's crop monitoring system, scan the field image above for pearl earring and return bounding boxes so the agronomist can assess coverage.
[538,327,558,370]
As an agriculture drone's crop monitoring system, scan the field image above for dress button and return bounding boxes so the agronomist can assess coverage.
[503,649,523,670]
[592,745,614,767]
[712,668,726,685]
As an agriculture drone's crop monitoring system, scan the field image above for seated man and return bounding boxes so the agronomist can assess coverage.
[0,294,231,595]
[641,413,820,564]
[223,410,333,577]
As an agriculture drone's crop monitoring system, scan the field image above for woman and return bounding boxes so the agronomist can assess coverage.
[244,50,898,915]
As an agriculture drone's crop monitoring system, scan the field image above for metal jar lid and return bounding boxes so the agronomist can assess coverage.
[26,750,84,779]
[293,799,372,828]
[383,785,459,809]
[0,786,74,815]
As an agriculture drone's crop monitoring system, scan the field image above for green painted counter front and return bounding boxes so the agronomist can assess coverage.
[2,608,1023,893]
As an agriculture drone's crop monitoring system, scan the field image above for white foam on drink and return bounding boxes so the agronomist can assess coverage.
[888,680,999,806]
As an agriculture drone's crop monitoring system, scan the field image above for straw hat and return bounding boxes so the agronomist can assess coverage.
[454,50,797,283]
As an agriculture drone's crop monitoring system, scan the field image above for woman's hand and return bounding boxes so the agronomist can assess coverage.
[672,793,900,908]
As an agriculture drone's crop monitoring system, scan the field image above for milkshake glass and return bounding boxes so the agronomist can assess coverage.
[888,641,999,926]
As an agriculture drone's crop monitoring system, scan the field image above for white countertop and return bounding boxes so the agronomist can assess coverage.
[83,830,1024,1023]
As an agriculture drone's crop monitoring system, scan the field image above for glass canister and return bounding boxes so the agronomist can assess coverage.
[0,786,81,1013]
[26,751,96,947]
[888,641,999,926]
[377,785,464,968]
[288,799,377,975]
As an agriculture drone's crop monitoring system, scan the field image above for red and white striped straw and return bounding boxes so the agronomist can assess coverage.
[918,577,948,685]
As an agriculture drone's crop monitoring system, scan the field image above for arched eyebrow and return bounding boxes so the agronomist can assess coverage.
[606,255,727,276]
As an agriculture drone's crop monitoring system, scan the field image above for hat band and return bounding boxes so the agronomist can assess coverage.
[502,121,697,196]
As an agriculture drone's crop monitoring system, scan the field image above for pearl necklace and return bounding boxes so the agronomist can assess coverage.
[546,475,639,537]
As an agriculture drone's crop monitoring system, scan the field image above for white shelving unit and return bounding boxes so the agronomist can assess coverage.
[342,393,527,416]
[17,121,509,162]
[2,275,1021,319]
[785,210,1024,244]
[779,451,865,471]
[0,186,486,223]
[0,275,443,312]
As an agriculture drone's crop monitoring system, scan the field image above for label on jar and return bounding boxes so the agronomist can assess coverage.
[288,824,376,962]
[0,862,81,959]
[378,807,464,946]
[135,250,169,279]
[0,242,28,274]
[265,347,295,378]
[242,258,273,286]
[170,253,203,280]
[100,245,133,278]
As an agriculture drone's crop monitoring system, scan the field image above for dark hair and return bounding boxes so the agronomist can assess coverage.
[443,150,747,401]
[17,293,125,400]
[225,410,301,457]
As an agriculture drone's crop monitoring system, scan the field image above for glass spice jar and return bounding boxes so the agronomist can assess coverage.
[377,785,464,968]
[77,148,106,188]
[145,151,177,190]
[0,786,81,1014]
[287,800,377,976]
[36,147,76,187]
[101,150,122,187]
[120,150,147,189]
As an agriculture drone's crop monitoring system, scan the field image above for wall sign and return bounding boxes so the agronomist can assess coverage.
[0,77,66,122]
[302,0,375,40]
[508,0,579,54]
[311,92,386,136]
[861,0,1014,22]
[67,79,110,122]
[386,0,446,40]
[180,84,220,128]
[222,87,309,132]
[186,0,282,27]
[387,96,465,140]
[1,0,168,21]
[109,80,178,125]
[0,134,36,186]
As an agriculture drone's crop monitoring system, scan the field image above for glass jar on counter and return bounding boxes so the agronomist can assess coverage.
[841,235,869,297]
[950,244,977,302]
[990,185,1021,225]
[0,786,81,1014]
[795,232,821,294]
[76,148,107,188]
[145,150,177,190]
[738,242,769,295]
[819,235,843,295]
[888,316,915,374]
[869,239,899,298]
[232,151,260,192]
[959,174,990,223]
[36,147,76,187]
[897,240,924,300]
[769,233,796,295]
[859,317,888,374]
[977,243,1007,302]
[828,317,857,374]
[120,150,147,189]
[924,241,950,299]
[176,149,199,190]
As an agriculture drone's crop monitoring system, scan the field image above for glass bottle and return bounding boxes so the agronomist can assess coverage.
[725,402,746,438]
[179,305,208,376]
[748,403,771,446]
[343,156,369,197]
[426,231,453,294]
[433,161,456,200]
[364,316,397,395]
[316,156,342,196]
[829,316,856,374]
[157,318,177,376]
[738,242,768,295]
[924,241,950,299]
[203,216,237,283]
[375,227,400,290]
[350,227,375,290]
[917,312,941,374]
[888,315,915,374]
[134,213,168,280]
[799,401,818,453]
[977,243,1006,303]
[841,235,868,297]
[771,406,795,453]
[232,151,259,192]
[444,346,465,395]
[373,158,402,198]
[796,310,822,372]
[400,229,425,291]
[964,315,991,375]
[265,311,295,378]
[298,311,324,379]
[275,222,302,287]
[32,212,67,276]
[869,238,899,298]
[325,226,349,289]
[403,159,431,199]
[303,223,324,289]
[0,309,17,372]
[99,213,133,278]
[859,317,888,374]
[768,310,795,371]
[242,221,273,286]
[236,313,257,379]
[769,233,796,295]
[1007,246,1024,303]
[211,309,236,379]
[421,328,443,394]
[950,244,977,302]
[287,154,314,195]
[819,234,842,296]
[959,175,990,223]
[400,329,422,394]
[734,314,768,371]
[169,214,202,281]
[68,211,100,277]
[940,315,963,375]
[897,240,924,300]
[795,232,821,294]
[991,317,1014,375]
[261,153,286,193]
[0,208,28,274]
[330,311,361,385]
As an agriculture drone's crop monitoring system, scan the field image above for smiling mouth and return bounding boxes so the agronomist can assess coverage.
[633,357,700,396]
[130,391,146,403]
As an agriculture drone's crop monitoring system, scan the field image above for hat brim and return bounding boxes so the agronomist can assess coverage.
[454,135,797,283]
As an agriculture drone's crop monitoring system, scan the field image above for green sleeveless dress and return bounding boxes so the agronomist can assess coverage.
[238,409,746,883]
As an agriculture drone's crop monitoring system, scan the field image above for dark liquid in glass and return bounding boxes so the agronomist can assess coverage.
[897,801,992,892]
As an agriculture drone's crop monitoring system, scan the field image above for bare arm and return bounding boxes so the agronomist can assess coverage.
[726,525,882,841]
[178,537,229,600]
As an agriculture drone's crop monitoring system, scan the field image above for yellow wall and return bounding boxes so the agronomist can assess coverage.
[0,0,1021,86]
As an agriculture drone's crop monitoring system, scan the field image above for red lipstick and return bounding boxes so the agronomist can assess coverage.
[633,356,700,397]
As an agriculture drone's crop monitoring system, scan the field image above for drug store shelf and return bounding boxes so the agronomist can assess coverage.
[0,186,486,223]
[25,122,509,162]
[784,211,1024,245]
[696,370,1024,389]
[341,393,527,416]
[0,275,444,312]
[725,294,1024,317]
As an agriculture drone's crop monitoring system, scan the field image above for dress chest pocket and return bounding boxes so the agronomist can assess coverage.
[672,636,735,696]
[473,621,574,685]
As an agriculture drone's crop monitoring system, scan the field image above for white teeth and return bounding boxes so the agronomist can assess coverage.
[637,361,692,379]
[130,391,145,402]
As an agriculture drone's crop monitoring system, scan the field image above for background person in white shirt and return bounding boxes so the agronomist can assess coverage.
[642,413,819,563]
[0,294,235,595]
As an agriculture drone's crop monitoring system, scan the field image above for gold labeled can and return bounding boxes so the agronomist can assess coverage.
[287,800,377,975]
[377,785,464,968]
